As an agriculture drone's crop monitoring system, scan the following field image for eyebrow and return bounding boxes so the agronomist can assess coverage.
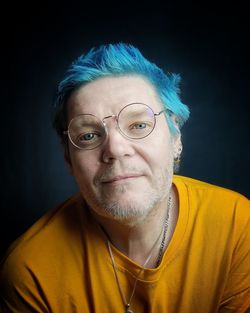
[123,108,154,119]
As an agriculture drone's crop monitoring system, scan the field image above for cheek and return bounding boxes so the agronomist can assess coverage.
[138,125,174,166]
[70,151,100,185]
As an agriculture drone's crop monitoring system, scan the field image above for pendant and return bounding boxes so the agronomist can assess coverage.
[125,304,133,313]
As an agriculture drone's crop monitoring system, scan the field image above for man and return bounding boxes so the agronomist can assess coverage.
[0,43,249,313]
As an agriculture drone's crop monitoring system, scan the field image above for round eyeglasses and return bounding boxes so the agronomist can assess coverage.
[63,102,167,150]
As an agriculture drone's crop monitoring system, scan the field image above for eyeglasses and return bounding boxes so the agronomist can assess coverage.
[63,102,167,150]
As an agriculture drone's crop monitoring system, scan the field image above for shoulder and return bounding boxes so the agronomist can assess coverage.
[0,193,92,310]
[174,175,249,205]
[0,193,85,278]
[174,175,250,231]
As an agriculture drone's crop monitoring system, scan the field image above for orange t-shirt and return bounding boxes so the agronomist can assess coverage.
[0,176,250,312]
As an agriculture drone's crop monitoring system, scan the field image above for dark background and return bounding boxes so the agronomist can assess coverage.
[1,2,250,258]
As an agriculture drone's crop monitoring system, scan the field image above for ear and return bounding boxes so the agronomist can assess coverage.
[170,115,182,158]
[173,133,182,159]
[64,144,74,176]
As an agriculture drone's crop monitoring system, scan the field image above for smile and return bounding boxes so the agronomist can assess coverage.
[102,175,143,184]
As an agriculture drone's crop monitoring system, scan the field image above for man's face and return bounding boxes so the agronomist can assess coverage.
[67,75,181,222]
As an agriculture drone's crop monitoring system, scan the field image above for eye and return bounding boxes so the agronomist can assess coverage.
[78,132,101,142]
[130,122,147,130]
[82,133,95,141]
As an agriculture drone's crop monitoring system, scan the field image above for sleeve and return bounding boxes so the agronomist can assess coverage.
[0,253,50,313]
[218,195,250,313]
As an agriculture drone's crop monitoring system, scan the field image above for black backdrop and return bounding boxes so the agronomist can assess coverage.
[1,2,250,257]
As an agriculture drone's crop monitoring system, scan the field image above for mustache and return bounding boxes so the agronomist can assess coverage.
[94,164,146,184]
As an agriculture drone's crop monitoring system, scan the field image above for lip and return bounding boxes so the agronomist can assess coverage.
[101,174,143,184]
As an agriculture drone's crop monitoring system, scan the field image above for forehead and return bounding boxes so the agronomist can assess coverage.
[67,75,162,119]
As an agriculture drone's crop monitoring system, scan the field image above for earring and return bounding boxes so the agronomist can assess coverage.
[174,147,182,173]
[174,154,181,164]
[174,146,182,159]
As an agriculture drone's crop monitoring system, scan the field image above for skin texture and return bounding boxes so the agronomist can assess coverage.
[66,75,181,266]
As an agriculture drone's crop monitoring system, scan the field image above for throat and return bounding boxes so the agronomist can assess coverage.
[107,195,173,268]
[92,185,179,267]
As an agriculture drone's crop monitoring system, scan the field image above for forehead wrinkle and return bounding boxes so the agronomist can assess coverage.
[67,76,163,121]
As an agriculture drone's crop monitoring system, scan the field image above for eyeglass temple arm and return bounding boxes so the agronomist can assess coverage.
[154,108,173,116]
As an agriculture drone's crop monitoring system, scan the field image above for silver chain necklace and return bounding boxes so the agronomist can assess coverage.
[155,200,171,267]
[107,196,172,313]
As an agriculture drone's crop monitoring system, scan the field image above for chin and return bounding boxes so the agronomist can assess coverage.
[98,193,160,221]
[83,182,169,222]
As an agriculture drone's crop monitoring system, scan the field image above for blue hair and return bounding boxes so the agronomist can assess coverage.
[53,43,190,139]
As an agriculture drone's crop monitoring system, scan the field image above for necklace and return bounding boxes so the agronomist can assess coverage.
[107,196,172,313]
[155,195,172,267]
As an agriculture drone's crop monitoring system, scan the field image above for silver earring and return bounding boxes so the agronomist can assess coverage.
[174,154,181,163]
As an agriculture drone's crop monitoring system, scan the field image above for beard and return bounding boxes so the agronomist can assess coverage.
[81,164,173,223]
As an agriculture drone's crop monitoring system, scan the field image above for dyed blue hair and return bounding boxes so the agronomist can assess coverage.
[53,43,189,140]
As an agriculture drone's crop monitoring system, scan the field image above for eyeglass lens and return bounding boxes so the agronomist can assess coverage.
[67,103,157,150]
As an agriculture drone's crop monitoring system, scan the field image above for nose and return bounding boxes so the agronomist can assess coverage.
[101,118,135,163]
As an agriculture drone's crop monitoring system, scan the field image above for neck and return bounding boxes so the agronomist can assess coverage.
[91,184,179,268]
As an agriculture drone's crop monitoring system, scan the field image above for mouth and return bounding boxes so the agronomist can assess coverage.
[101,174,143,184]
